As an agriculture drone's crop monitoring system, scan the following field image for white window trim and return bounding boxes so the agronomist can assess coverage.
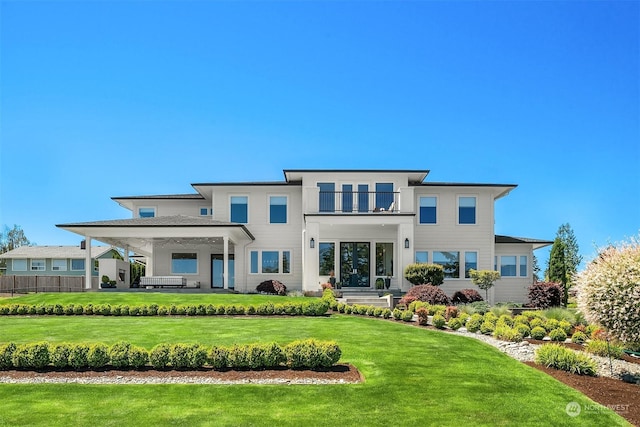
[418,195,438,225]
[30,259,46,271]
[12,259,27,271]
[229,195,249,223]
[268,194,288,224]
[463,250,478,279]
[170,252,199,275]
[70,259,85,271]
[457,194,478,225]
[199,207,212,216]
[248,249,293,275]
[52,259,67,271]
[496,254,528,278]
[138,206,156,218]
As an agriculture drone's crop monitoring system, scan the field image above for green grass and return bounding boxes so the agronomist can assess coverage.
[0,292,296,306]
[0,294,630,426]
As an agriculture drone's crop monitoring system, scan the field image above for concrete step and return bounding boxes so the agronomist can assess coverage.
[338,296,391,308]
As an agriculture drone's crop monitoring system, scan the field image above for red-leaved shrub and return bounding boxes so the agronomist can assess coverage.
[399,285,450,306]
[451,289,484,305]
[527,282,564,309]
[256,280,287,296]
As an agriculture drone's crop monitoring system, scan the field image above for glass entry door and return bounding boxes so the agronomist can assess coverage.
[340,242,370,287]
[211,254,234,289]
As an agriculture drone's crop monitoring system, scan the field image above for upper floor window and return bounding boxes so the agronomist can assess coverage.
[342,184,353,213]
[458,197,476,224]
[31,259,46,271]
[71,259,85,271]
[12,259,27,271]
[269,196,287,224]
[357,184,369,212]
[230,196,248,223]
[375,183,394,211]
[138,207,155,218]
[52,259,67,271]
[171,253,198,274]
[318,183,335,212]
[419,196,437,224]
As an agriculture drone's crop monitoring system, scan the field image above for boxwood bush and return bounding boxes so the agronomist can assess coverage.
[531,326,547,340]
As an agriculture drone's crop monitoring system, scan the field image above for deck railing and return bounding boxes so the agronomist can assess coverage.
[318,191,399,213]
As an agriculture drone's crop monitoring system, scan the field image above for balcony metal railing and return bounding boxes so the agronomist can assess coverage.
[318,191,399,213]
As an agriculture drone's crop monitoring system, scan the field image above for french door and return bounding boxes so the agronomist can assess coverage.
[340,242,370,287]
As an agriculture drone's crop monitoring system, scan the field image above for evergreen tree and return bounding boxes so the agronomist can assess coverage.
[0,225,32,273]
[557,223,582,282]
[532,254,541,282]
[547,238,568,305]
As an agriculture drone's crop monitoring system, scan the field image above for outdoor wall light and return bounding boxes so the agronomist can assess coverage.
[404,238,410,249]
[310,238,315,249]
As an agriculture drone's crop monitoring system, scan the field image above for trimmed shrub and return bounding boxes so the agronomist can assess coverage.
[0,343,16,370]
[496,315,514,328]
[73,304,84,315]
[531,326,547,340]
[527,282,564,309]
[69,344,90,370]
[444,306,459,320]
[399,285,450,306]
[109,341,131,369]
[558,320,573,335]
[401,310,414,322]
[535,344,597,376]
[50,343,71,369]
[129,346,149,369]
[256,280,287,296]
[447,317,462,330]
[393,308,404,320]
[12,342,50,370]
[150,344,171,369]
[381,308,392,319]
[284,339,340,369]
[480,321,495,335]
[544,319,560,333]
[575,236,640,346]
[451,288,484,305]
[585,340,625,359]
[148,304,159,316]
[416,307,429,325]
[227,345,251,369]
[170,344,191,369]
[185,344,207,369]
[87,343,110,369]
[432,314,446,329]
[571,331,588,344]
[208,346,229,370]
[549,328,567,342]
[403,263,445,286]
[529,318,544,330]
[513,315,529,327]
[515,324,531,338]
[466,314,484,333]
[157,306,169,316]
[493,326,523,342]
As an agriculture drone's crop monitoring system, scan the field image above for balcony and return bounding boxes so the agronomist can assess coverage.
[318,191,400,214]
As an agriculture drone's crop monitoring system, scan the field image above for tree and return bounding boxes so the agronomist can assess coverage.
[547,238,568,305]
[469,269,501,302]
[0,225,31,254]
[532,254,541,282]
[545,223,582,299]
[575,235,640,347]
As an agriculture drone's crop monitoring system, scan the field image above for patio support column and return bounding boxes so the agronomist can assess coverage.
[223,236,229,289]
[84,236,92,290]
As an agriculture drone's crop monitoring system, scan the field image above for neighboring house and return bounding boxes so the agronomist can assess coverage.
[0,244,129,288]
[56,169,551,303]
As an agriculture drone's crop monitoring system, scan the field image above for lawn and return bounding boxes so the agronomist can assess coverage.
[0,295,630,426]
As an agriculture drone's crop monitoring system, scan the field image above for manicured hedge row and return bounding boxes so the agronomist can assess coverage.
[0,339,341,371]
[0,300,330,317]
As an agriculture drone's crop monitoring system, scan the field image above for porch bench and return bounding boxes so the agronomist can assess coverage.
[140,276,186,289]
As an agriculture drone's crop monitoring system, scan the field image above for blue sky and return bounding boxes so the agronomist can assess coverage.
[1,0,638,270]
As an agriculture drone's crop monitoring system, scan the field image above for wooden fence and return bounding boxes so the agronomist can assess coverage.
[0,275,97,294]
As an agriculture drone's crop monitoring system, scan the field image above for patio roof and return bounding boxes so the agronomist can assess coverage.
[495,235,553,250]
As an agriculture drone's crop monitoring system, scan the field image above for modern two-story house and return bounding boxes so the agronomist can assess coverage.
[57,169,551,303]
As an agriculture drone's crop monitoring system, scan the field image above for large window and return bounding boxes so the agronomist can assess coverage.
[433,251,460,278]
[12,259,27,271]
[250,250,292,274]
[52,259,67,271]
[138,207,155,218]
[318,183,335,212]
[171,253,198,274]
[375,183,394,210]
[230,196,248,223]
[419,197,437,224]
[269,196,287,224]
[464,252,477,278]
[71,259,85,271]
[415,251,428,264]
[458,196,476,224]
[342,184,353,213]
[358,184,369,212]
[520,256,528,277]
[500,256,517,277]
[30,259,45,271]
[376,243,393,276]
[319,242,335,275]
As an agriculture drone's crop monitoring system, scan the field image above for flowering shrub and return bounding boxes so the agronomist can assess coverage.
[451,289,484,305]
[575,235,640,346]
[399,285,450,306]
[527,282,564,309]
